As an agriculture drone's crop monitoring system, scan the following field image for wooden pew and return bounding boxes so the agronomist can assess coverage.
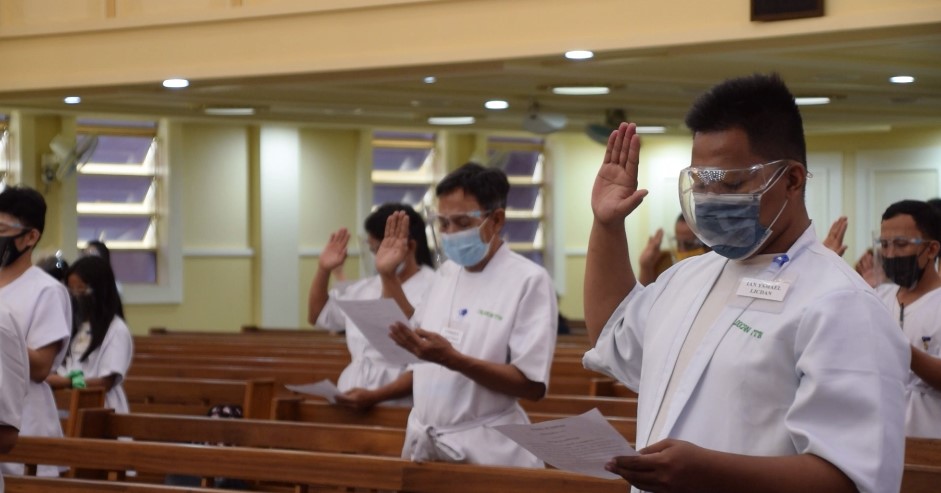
[122,376,275,419]
[128,364,341,392]
[274,398,637,440]
[73,408,405,457]
[589,378,639,398]
[6,476,218,493]
[7,436,407,491]
[901,464,941,493]
[6,437,628,493]
[905,437,941,466]
[402,461,623,493]
[53,387,106,437]
[521,395,637,418]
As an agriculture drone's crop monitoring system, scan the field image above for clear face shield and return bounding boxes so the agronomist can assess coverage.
[426,208,494,267]
[873,234,936,288]
[678,159,794,259]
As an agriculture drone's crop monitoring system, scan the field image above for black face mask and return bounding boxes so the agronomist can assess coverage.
[881,254,925,289]
[0,230,30,268]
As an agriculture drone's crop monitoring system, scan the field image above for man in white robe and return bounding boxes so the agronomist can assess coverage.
[582,74,909,493]
[350,163,557,467]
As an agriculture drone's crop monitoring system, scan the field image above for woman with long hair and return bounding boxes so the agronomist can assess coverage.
[307,203,435,408]
[46,256,133,413]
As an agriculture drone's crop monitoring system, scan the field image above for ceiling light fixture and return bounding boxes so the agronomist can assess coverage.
[423,76,437,84]
[63,96,81,105]
[635,126,666,134]
[204,106,256,116]
[428,116,475,125]
[162,78,190,89]
[889,75,915,84]
[565,50,594,60]
[795,97,831,106]
[484,100,509,110]
[552,86,610,96]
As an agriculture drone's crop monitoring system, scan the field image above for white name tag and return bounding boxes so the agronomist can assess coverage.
[441,326,464,347]
[736,278,790,302]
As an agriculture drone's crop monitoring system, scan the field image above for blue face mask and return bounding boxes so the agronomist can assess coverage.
[441,221,492,267]
[690,192,787,261]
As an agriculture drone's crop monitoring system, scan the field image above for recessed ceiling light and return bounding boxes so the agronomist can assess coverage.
[635,126,666,134]
[889,75,915,84]
[427,116,475,125]
[565,50,594,60]
[162,78,189,89]
[484,100,509,110]
[63,96,81,105]
[204,106,255,116]
[795,97,831,106]
[423,76,437,84]
[552,86,610,96]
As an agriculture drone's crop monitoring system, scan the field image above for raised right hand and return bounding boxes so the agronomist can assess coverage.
[639,228,665,270]
[591,122,648,226]
[318,228,350,271]
[375,211,409,277]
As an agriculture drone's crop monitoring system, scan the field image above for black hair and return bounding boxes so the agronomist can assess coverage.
[0,185,46,234]
[883,200,941,248]
[364,203,434,268]
[435,162,510,212]
[927,197,941,216]
[36,255,69,283]
[676,213,686,223]
[685,73,807,166]
[84,240,111,264]
[67,256,125,363]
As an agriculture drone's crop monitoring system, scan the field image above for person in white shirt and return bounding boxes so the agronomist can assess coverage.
[871,199,941,438]
[0,186,71,477]
[46,256,133,414]
[352,163,557,467]
[307,203,436,408]
[582,74,909,493]
[0,302,29,493]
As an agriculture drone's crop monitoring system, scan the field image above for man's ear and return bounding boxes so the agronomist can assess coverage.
[784,164,807,197]
[22,228,41,249]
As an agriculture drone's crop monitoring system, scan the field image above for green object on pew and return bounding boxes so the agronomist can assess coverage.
[69,370,87,389]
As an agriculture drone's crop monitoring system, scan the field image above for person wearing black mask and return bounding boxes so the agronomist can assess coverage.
[0,186,71,477]
[874,199,941,438]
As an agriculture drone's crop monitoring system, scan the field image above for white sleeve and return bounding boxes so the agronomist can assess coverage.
[787,289,909,493]
[316,297,349,331]
[95,318,135,385]
[507,271,558,385]
[26,283,71,363]
[582,282,651,393]
[0,312,28,429]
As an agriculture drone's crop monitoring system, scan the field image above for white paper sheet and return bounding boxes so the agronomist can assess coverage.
[334,298,420,365]
[493,408,637,479]
[285,379,342,404]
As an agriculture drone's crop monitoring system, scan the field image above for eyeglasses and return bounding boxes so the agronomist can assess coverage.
[429,209,492,231]
[875,237,931,250]
[679,159,797,195]
[0,220,25,236]
[675,237,706,252]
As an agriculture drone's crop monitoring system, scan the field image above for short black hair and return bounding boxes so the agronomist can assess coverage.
[364,203,434,268]
[685,73,807,166]
[883,200,941,245]
[435,162,509,211]
[0,185,46,233]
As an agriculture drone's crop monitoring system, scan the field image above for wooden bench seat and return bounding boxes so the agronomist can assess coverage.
[6,476,219,493]
[6,437,627,493]
[73,408,405,457]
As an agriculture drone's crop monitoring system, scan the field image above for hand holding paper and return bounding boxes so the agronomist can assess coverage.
[334,298,419,365]
[494,408,637,479]
[285,379,342,404]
